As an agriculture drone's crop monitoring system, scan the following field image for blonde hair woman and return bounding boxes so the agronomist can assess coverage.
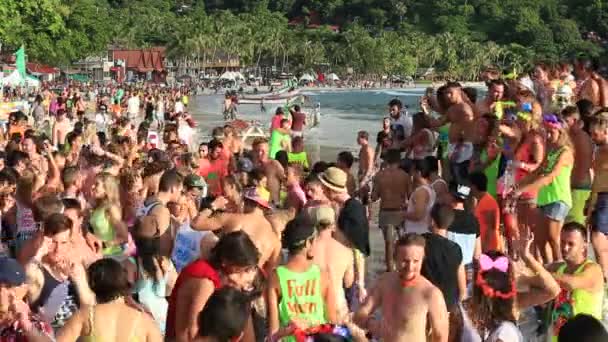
[512,115,574,263]
[89,172,129,257]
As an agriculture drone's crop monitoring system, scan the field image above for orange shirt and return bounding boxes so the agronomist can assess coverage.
[198,157,228,196]
[475,193,502,252]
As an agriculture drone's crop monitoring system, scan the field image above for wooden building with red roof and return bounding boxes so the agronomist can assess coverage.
[109,47,167,83]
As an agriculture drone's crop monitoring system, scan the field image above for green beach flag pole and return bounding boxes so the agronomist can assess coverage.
[15,46,26,85]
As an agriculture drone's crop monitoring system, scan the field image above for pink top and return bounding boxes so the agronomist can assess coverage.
[271,115,284,131]
[514,136,539,199]
[287,183,307,211]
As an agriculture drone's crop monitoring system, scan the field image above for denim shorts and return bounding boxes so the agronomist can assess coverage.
[539,201,571,222]
[591,193,608,235]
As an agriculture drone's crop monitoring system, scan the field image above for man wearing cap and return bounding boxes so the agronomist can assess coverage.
[183,174,208,220]
[318,167,369,306]
[191,187,281,277]
[310,205,354,321]
[251,138,285,206]
[267,216,337,341]
[0,257,54,342]
[447,182,481,277]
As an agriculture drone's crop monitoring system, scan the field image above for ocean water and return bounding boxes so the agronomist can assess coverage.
[190,88,428,149]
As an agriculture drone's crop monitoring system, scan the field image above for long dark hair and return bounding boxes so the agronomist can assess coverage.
[468,251,517,336]
[208,231,263,298]
[208,231,260,270]
[133,219,165,282]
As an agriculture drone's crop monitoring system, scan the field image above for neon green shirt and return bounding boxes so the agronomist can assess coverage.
[277,264,326,341]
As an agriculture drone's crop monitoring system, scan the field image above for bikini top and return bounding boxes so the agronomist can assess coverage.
[81,305,141,342]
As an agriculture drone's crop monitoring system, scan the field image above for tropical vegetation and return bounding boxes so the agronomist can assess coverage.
[0,0,606,79]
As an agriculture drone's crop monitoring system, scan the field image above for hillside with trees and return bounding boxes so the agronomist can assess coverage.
[0,0,606,79]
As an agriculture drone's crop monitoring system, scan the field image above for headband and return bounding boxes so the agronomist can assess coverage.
[543,114,562,129]
[476,254,516,300]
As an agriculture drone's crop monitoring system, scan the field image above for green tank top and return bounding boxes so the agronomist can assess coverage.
[480,149,500,199]
[89,206,121,256]
[288,152,309,169]
[277,264,326,341]
[550,260,603,341]
[537,148,572,207]
[269,130,289,160]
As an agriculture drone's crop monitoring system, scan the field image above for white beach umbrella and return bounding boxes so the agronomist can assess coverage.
[327,73,340,81]
[219,71,235,80]
[299,73,315,82]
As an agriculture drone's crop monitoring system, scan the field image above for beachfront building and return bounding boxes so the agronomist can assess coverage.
[72,56,113,82]
[166,51,241,82]
[109,47,167,83]
[26,63,60,82]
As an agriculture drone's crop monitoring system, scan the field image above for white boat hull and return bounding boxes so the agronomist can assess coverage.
[239,98,290,105]
[241,89,300,101]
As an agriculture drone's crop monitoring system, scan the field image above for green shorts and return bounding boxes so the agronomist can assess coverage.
[566,188,591,225]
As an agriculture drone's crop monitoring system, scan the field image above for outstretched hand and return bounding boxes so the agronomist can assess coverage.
[512,225,534,260]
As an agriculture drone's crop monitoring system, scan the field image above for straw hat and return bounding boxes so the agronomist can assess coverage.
[243,187,272,210]
[318,167,347,193]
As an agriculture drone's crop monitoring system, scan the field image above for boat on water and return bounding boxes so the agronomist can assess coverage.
[239,88,301,102]
[239,97,292,105]
[239,86,292,100]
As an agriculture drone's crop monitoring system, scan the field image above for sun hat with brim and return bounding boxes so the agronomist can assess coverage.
[517,76,536,96]
[0,257,26,286]
[318,167,347,193]
[243,187,272,210]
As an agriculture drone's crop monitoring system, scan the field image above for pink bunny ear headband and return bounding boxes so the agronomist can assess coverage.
[476,254,516,300]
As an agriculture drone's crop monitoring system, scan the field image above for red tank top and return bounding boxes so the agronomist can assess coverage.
[514,135,540,199]
[165,259,221,338]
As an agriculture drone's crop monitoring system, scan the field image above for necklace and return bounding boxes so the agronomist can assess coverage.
[400,275,418,289]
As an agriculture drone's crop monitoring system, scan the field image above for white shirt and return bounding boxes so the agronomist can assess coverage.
[404,185,435,234]
[390,112,413,141]
[127,96,140,115]
[175,101,184,114]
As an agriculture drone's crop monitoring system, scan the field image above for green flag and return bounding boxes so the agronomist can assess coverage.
[15,46,26,83]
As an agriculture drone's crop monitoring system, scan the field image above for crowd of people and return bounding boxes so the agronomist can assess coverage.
[1,57,608,342]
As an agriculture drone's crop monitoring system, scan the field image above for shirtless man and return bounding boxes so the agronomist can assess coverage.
[562,106,593,226]
[251,138,285,206]
[266,207,297,236]
[575,58,608,108]
[354,234,448,342]
[475,79,505,117]
[311,205,354,320]
[587,115,608,279]
[445,82,476,185]
[191,187,282,277]
[356,131,374,190]
[52,109,71,150]
[140,169,183,258]
[371,149,410,271]
[356,131,374,216]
